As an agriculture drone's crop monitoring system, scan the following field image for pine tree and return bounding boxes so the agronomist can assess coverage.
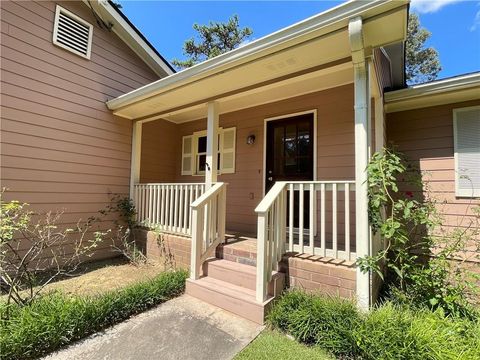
[405,13,441,85]
[172,15,253,69]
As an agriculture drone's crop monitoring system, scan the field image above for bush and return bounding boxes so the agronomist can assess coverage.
[0,269,187,360]
[269,290,361,357]
[268,290,480,360]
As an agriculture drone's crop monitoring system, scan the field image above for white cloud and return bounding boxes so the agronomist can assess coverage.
[471,9,480,31]
[410,0,464,13]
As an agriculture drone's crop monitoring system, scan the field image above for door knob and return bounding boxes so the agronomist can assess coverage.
[268,177,273,181]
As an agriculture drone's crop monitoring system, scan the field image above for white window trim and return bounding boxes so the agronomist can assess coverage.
[453,105,480,198]
[182,127,236,176]
[53,5,93,60]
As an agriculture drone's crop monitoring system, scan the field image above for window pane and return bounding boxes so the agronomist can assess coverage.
[198,136,207,153]
[198,154,206,172]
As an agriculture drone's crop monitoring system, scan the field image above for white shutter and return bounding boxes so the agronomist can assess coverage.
[220,127,236,174]
[454,106,480,197]
[181,135,194,175]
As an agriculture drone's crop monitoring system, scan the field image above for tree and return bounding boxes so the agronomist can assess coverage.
[172,15,253,69]
[405,13,441,85]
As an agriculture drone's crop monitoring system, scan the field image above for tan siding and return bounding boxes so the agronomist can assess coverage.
[140,120,178,183]
[386,100,480,262]
[0,0,160,261]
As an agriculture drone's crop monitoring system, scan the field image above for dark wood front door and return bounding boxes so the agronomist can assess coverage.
[266,113,314,228]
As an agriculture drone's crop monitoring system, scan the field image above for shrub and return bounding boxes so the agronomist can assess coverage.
[358,148,479,317]
[0,269,187,360]
[269,290,480,360]
[268,290,361,357]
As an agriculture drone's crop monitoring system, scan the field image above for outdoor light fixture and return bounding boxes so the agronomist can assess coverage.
[246,134,256,145]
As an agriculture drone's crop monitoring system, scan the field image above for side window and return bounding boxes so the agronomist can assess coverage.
[453,106,480,197]
[181,127,236,175]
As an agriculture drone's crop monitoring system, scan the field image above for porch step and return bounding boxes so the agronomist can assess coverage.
[186,276,273,324]
[203,259,284,296]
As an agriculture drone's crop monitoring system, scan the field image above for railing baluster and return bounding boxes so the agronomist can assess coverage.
[183,186,188,233]
[289,183,294,252]
[321,183,326,257]
[179,185,184,233]
[168,186,173,232]
[309,183,314,254]
[299,183,304,253]
[332,183,338,259]
[272,200,278,272]
[160,185,165,230]
[148,185,153,226]
[189,185,194,234]
[345,183,350,261]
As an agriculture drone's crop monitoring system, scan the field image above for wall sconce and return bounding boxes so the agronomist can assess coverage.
[246,134,256,145]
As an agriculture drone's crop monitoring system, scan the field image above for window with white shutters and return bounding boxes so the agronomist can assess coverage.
[453,106,480,197]
[181,127,236,176]
[53,6,93,59]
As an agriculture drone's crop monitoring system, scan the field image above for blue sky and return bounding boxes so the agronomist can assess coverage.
[119,0,480,79]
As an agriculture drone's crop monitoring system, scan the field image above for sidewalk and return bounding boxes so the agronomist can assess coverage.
[43,295,263,360]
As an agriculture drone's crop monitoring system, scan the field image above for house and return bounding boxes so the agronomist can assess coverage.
[1,0,479,324]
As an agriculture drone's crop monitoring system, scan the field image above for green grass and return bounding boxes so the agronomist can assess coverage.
[0,269,188,360]
[267,290,480,360]
[235,330,332,360]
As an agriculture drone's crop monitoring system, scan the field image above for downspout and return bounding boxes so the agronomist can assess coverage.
[349,16,371,310]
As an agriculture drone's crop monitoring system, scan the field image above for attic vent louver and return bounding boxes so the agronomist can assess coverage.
[53,5,93,59]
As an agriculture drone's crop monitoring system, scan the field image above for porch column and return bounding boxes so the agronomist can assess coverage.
[205,101,219,189]
[130,120,142,198]
[349,16,371,310]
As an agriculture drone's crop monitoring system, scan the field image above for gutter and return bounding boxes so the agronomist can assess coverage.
[107,0,408,111]
[384,72,480,103]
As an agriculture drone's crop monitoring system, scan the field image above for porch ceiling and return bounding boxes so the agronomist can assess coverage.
[107,0,408,123]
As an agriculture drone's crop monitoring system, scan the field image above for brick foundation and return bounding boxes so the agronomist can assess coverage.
[134,228,191,269]
[135,229,357,299]
[280,253,356,299]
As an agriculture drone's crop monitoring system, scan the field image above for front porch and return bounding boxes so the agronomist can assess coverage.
[106,3,410,322]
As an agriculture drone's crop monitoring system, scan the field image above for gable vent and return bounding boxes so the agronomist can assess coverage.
[53,5,93,59]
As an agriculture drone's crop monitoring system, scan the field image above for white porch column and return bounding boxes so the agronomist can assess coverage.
[129,120,142,198]
[205,101,219,190]
[349,16,371,310]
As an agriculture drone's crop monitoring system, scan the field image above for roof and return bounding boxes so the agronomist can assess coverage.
[384,72,480,112]
[83,0,174,77]
[107,0,409,121]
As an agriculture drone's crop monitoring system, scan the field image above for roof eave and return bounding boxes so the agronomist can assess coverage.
[107,0,409,111]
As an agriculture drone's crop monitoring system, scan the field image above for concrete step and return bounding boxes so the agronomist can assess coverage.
[186,276,273,324]
[203,259,285,297]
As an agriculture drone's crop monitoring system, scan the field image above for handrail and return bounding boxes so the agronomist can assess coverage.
[191,182,225,209]
[190,182,227,280]
[255,182,287,214]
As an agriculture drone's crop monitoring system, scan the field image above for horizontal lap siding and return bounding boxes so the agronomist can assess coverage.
[1,0,160,261]
[386,100,480,262]
[140,120,177,183]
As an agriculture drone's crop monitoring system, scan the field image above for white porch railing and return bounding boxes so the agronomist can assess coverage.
[190,182,227,280]
[133,183,206,236]
[255,180,356,302]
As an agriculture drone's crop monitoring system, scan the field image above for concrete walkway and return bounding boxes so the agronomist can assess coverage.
[44,295,263,360]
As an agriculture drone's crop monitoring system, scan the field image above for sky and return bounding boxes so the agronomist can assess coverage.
[119,0,480,80]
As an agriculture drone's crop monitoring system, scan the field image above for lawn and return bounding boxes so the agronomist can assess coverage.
[235,330,332,360]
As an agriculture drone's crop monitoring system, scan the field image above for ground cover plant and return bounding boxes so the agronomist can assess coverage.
[0,269,187,360]
[268,290,480,360]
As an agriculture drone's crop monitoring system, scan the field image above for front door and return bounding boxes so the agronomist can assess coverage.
[266,113,314,228]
